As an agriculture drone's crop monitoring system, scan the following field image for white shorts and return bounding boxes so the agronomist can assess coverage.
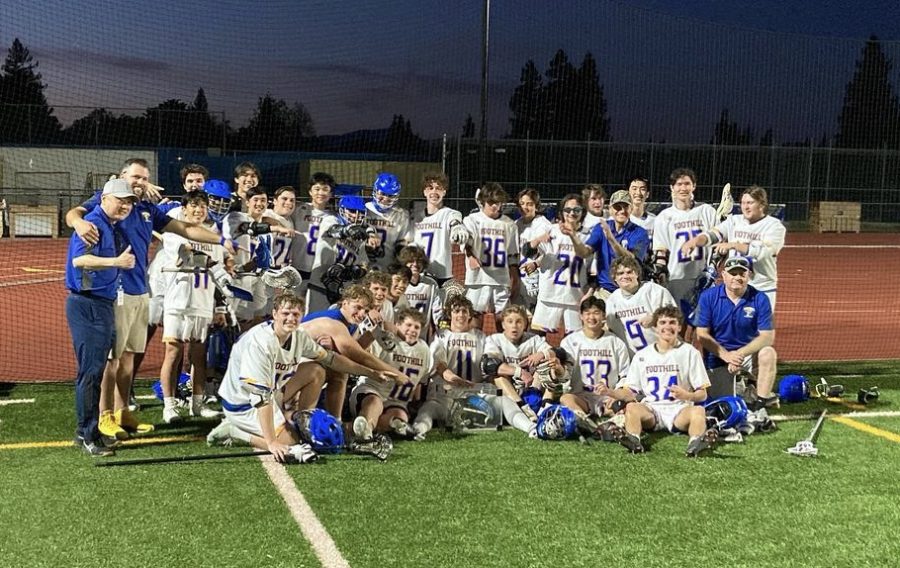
[573,391,609,417]
[466,285,511,314]
[149,295,165,327]
[763,290,776,314]
[162,313,212,343]
[223,404,286,439]
[532,299,582,334]
[644,401,692,433]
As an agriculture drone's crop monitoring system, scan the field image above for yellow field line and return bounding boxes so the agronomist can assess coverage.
[831,416,900,444]
[824,397,867,411]
[0,434,203,451]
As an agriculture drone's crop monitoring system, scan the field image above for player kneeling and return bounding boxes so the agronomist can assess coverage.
[351,309,433,442]
[208,293,399,463]
[609,306,719,457]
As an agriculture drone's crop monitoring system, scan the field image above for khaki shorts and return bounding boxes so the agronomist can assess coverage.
[111,293,150,357]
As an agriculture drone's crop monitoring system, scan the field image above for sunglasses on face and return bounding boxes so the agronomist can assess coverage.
[562,207,584,215]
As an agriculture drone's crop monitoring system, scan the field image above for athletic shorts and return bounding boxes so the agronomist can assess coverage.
[223,404,286,439]
[465,285,511,314]
[644,401,693,433]
[162,313,212,343]
[112,293,150,357]
[532,299,582,334]
[573,391,609,417]
[350,383,408,416]
[148,295,165,327]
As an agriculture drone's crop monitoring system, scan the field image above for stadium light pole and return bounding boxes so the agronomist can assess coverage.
[478,0,490,186]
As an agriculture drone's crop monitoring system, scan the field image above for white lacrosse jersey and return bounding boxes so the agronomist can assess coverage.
[715,214,785,293]
[560,330,631,393]
[484,332,552,366]
[365,202,412,271]
[263,209,294,269]
[161,229,224,318]
[309,216,368,289]
[517,215,554,299]
[222,211,269,308]
[583,211,603,234]
[462,211,520,287]
[413,206,463,280]
[630,211,656,240]
[653,203,717,281]
[536,223,590,305]
[619,341,710,407]
[605,282,677,355]
[404,274,441,332]
[148,207,188,299]
[218,322,327,410]
[290,204,337,275]
[357,338,432,407]
[430,328,487,392]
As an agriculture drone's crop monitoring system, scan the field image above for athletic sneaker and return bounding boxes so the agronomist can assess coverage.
[412,422,428,442]
[163,405,185,424]
[353,416,373,442]
[82,437,115,457]
[686,427,719,457]
[99,410,129,441]
[206,419,236,447]
[595,421,626,443]
[115,409,154,435]
[620,432,645,454]
[190,402,223,419]
[389,417,412,437]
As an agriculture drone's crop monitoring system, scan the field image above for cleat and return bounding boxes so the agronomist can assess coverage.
[190,403,223,419]
[82,438,115,457]
[686,427,719,457]
[620,432,645,454]
[115,409,154,435]
[99,411,129,441]
[353,416,373,442]
[389,417,412,437]
[412,422,428,442]
[206,419,237,447]
[595,421,626,442]
[163,405,185,424]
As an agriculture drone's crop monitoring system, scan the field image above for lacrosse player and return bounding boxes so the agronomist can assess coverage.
[413,295,485,438]
[627,177,656,239]
[559,297,631,424]
[651,168,718,317]
[694,255,778,406]
[291,173,337,290]
[580,184,607,235]
[300,285,404,419]
[610,305,718,457]
[366,172,412,270]
[515,188,554,312]
[525,193,591,334]
[229,161,260,212]
[157,163,208,213]
[209,293,399,462]
[396,245,441,339]
[263,186,298,269]
[157,192,227,423]
[412,171,467,285]
[306,194,371,314]
[351,308,433,441]
[462,182,521,321]
[605,256,677,356]
[481,305,554,436]
[681,185,785,312]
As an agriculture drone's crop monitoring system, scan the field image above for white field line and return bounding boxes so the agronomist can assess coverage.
[260,456,350,568]
[0,398,36,406]
[771,410,900,422]
[783,244,900,249]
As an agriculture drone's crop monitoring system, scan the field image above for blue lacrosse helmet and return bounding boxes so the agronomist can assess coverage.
[520,387,543,414]
[338,194,368,225]
[371,172,401,212]
[536,404,578,440]
[778,374,810,403]
[204,179,233,223]
[449,394,496,430]
[292,409,344,453]
[152,371,192,401]
[704,396,749,429]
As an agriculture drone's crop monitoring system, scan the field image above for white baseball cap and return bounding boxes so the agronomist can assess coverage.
[102,178,137,200]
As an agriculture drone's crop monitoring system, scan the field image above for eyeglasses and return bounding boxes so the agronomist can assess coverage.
[611,203,629,211]
[562,207,584,215]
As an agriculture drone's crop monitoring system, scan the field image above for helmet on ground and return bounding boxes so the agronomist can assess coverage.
[372,172,401,212]
[536,404,578,440]
[778,374,810,403]
[449,394,496,431]
[704,396,749,429]
[291,409,344,453]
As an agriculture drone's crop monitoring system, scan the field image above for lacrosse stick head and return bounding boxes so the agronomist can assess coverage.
[786,440,818,457]
[716,183,734,220]
[261,266,303,291]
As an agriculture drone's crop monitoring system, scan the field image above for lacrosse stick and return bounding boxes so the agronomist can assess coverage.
[716,182,734,221]
[260,266,303,291]
[786,409,826,457]
[95,447,317,467]
[164,264,254,302]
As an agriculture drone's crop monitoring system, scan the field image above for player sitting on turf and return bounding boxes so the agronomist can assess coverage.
[158,192,227,423]
[609,305,719,457]
[412,171,468,286]
[351,308,433,441]
[462,182,521,325]
[525,193,592,335]
[208,293,399,462]
[558,297,631,436]
[412,295,484,439]
[605,256,677,356]
[481,305,555,437]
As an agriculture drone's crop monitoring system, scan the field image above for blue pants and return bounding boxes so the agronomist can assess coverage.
[65,293,115,444]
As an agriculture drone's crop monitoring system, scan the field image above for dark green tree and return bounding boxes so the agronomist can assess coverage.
[712,108,753,145]
[543,49,577,140]
[385,113,423,155]
[573,52,610,141]
[234,93,315,150]
[508,60,544,138]
[0,38,61,143]
[836,35,900,148]
[462,114,475,138]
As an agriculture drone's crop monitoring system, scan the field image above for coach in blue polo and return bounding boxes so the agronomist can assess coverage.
[65,179,138,456]
[694,255,778,408]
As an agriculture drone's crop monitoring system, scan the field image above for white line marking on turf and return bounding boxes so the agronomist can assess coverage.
[0,398,35,406]
[135,395,158,400]
[260,456,350,568]
[770,410,900,422]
